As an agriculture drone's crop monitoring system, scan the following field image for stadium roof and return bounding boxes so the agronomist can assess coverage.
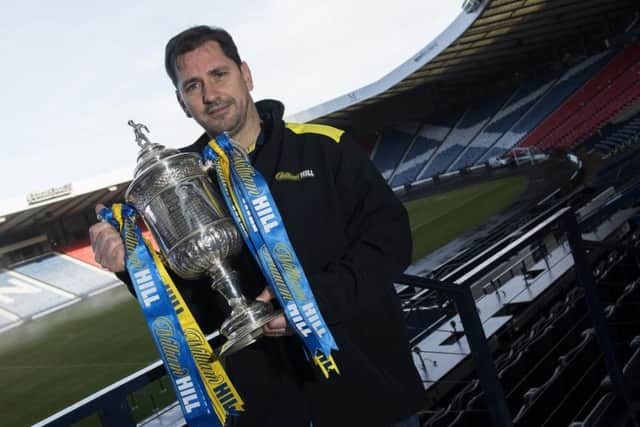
[1,0,638,243]
[290,0,639,131]
[0,170,130,244]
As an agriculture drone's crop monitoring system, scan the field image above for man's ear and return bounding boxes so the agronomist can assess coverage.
[176,90,192,118]
[240,62,254,91]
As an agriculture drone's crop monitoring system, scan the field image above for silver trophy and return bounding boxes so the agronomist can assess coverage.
[125,120,279,356]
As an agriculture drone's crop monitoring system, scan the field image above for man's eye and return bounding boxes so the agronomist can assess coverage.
[184,82,200,93]
[213,71,227,79]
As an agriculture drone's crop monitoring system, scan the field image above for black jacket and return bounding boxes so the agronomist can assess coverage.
[123,100,425,427]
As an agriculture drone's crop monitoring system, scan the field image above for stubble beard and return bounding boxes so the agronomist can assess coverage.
[207,100,248,139]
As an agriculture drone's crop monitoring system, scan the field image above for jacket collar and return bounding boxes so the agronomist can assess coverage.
[187,99,282,148]
[186,99,286,183]
[252,99,285,184]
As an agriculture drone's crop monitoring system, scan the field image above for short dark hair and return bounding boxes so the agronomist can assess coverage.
[165,26,242,87]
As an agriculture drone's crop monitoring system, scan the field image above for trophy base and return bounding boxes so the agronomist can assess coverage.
[219,301,282,357]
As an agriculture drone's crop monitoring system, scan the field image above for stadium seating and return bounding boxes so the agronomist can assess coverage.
[381,48,616,182]
[371,123,419,180]
[418,92,509,177]
[484,51,615,159]
[445,72,557,171]
[588,113,640,157]
[555,66,640,149]
[13,253,119,296]
[58,238,102,268]
[519,41,640,150]
[390,116,458,187]
[420,217,640,426]
[473,72,559,164]
[0,268,76,319]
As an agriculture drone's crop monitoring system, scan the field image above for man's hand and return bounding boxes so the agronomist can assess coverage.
[89,204,125,272]
[256,287,294,337]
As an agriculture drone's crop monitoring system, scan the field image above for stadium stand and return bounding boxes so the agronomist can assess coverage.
[472,71,558,164]
[58,238,103,268]
[0,268,78,321]
[519,41,640,151]
[484,52,617,159]
[414,70,557,177]
[558,69,640,149]
[389,114,460,187]
[0,313,18,333]
[418,90,509,177]
[0,253,121,332]
[385,48,619,182]
[586,112,640,157]
[370,123,420,179]
[413,200,640,426]
[13,253,119,296]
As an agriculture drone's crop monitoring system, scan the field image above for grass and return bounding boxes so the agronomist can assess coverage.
[0,174,527,426]
[405,175,528,261]
[0,287,159,427]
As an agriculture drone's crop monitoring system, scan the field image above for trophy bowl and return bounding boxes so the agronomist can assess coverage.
[125,121,279,356]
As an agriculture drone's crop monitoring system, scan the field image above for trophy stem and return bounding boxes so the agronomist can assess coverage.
[208,259,247,307]
[208,260,280,356]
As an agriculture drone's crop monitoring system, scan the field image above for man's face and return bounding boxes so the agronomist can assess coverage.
[175,40,254,137]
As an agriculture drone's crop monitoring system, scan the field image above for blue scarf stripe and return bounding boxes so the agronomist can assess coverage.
[203,134,338,362]
[100,207,223,427]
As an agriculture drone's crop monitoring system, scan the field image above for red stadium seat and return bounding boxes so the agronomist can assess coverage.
[518,41,640,151]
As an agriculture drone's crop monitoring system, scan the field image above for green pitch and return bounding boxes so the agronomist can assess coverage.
[0,175,527,426]
[0,287,162,427]
[406,175,527,261]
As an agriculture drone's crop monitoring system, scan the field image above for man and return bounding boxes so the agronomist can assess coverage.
[90,26,425,426]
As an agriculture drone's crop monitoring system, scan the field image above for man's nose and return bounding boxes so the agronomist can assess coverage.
[201,82,221,104]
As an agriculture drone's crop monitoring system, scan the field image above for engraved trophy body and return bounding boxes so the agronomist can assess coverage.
[125,120,278,356]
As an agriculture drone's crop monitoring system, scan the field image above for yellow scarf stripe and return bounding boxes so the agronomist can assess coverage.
[113,204,124,232]
[149,242,244,421]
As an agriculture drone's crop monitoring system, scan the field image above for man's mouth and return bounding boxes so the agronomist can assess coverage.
[206,103,231,117]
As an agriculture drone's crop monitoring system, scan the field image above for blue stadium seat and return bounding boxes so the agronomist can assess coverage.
[448,74,555,169]
[371,124,419,179]
[13,254,119,296]
[0,268,76,319]
[444,91,512,173]
[477,71,560,163]
[587,113,640,156]
[512,331,599,426]
[509,52,613,144]
[390,116,457,186]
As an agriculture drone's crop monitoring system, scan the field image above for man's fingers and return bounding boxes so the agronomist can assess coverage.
[90,223,116,254]
[256,288,291,336]
[262,314,294,337]
[89,222,112,241]
[267,315,288,330]
[255,287,274,303]
[89,218,125,272]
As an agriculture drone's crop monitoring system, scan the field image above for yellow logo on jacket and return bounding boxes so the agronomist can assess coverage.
[275,169,315,182]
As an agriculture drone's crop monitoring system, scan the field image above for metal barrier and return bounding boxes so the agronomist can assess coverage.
[33,360,165,427]
[401,205,640,426]
[398,273,513,427]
